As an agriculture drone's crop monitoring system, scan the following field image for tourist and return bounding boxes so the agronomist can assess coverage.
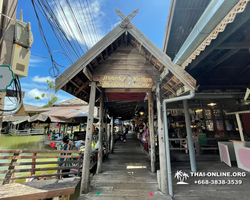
[58,136,72,177]
[55,132,62,140]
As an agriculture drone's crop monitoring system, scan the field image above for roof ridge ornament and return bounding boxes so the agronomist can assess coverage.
[115,8,139,29]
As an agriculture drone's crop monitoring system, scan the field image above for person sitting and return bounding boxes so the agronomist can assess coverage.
[55,132,62,140]
[75,140,85,148]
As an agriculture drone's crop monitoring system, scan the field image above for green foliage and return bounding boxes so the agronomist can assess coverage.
[35,80,58,107]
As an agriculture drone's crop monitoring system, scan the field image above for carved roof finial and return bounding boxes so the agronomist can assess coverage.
[115,8,139,29]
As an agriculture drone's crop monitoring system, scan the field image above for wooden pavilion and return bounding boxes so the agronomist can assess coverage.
[55,9,196,195]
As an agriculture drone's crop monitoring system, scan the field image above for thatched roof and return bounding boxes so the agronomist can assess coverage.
[53,98,87,107]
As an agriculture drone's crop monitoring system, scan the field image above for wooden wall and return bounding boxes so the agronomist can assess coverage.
[92,44,160,81]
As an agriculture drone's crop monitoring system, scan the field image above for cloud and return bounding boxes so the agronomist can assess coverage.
[52,0,120,53]
[21,82,45,90]
[29,57,45,67]
[32,75,54,83]
[26,88,44,99]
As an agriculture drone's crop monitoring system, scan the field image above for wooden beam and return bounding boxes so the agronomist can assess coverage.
[148,91,155,173]
[156,82,167,193]
[75,81,89,96]
[149,54,153,62]
[216,42,250,49]
[116,39,119,49]
[83,67,93,81]
[111,43,114,53]
[139,43,142,53]
[163,84,176,96]
[105,88,150,93]
[160,68,169,80]
[105,48,109,57]
[97,90,104,174]
[69,80,80,88]
[100,53,104,62]
[95,58,99,66]
[121,34,124,44]
[88,63,94,72]
[81,81,96,194]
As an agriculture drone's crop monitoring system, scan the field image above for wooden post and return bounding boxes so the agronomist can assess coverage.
[81,81,96,194]
[3,153,19,184]
[31,153,37,175]
[110,117,114,153]
[107,123,110,154]
[59,124,61,133]
[79,123,81,131]
[236,113,245,141]
[71,125,73,134]
[97,90,104,174]
[148,91,156,173]
[156,82,167,194]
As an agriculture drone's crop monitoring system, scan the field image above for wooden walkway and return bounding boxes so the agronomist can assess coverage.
[79,133,250,200]
[79,133,171,200]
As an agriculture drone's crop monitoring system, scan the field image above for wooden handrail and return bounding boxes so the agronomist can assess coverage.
[0,155,81,159]
[0,150,81,153]
[0,166,81,174]
[0,160,80,167]
[0,149,84,185]
[0,172,79,181]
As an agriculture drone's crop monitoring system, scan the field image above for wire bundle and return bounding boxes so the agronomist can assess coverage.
[0,76,23,114]
[31,0,108,77]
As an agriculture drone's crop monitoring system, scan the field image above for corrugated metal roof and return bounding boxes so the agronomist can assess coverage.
[165,0,211,60]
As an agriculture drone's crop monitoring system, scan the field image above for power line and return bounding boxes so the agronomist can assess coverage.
[31,53,50,60]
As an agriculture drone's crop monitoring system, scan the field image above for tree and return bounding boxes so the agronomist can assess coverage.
[35,80,58,107]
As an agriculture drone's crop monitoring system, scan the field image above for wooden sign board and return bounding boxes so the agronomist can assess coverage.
[99,75,154,88]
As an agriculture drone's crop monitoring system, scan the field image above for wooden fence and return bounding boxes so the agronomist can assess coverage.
[0,149,83,185]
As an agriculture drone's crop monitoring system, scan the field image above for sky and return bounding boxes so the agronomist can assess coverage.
[5,0,170,110]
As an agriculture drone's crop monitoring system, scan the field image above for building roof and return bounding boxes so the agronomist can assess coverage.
[163,0,211,60]
[23,104,40,112]
[55,20,196,107]
[163,0,250,93]
[53,98,87,107]
[3,114,29,122]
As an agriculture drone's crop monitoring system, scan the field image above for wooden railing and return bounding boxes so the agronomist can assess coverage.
[0,149,83,185]
[168,137,220,155]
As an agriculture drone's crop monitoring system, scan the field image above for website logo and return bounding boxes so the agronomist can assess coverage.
[174,170,189,184]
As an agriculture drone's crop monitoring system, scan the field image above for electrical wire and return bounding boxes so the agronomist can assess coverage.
[0,76,23,114]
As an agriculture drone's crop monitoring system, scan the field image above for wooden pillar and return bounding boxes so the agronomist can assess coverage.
[107,123,110,154]
[148,91,156,173]
[71,124,74,134]
[59,124,61,133]
[236,113,245,141]
[156,82,167,194]
[97,90,104,174]
[110,117,114,153]
[81,81,96,194]
[79,123,82,131]
[47,123,50,134]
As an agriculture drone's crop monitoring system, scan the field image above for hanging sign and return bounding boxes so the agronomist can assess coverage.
[99,75,154,88]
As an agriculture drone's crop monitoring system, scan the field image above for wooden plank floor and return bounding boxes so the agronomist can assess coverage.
[79,133,250,200]
[79,133,171,200]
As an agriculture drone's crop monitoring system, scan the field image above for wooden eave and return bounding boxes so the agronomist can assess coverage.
[55,23,196,102]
